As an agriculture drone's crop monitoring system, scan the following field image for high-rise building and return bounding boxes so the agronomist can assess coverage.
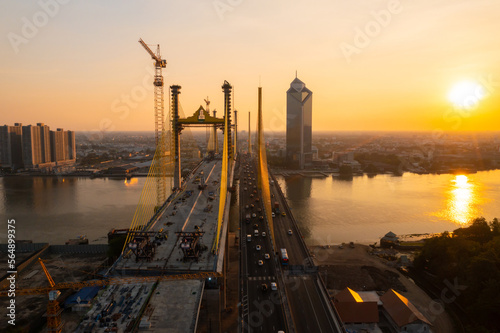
[50,128,65,162]
[22,125,43,169]
[66,130,76,160]
[286,76,312,169]
[37,123,52,163]
[0,123,23,169]
[2,123,76,172]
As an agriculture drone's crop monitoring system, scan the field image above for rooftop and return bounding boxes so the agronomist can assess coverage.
[381,289,432,327]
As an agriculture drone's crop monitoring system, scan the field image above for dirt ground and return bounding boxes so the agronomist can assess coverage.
[309,244,454,333]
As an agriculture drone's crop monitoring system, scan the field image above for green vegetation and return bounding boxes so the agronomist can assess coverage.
[414,217,500,332]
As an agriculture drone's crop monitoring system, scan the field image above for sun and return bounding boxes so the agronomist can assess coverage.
[448,80,486,109]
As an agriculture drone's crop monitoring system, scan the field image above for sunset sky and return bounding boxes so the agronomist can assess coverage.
[1,0,499,133]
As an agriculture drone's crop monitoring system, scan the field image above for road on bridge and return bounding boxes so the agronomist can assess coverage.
[269,172,344,333]
[239,155,287,333]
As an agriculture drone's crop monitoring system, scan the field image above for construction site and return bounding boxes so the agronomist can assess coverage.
[0,38,239,333]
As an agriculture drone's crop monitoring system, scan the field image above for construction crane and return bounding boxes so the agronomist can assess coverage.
[1,259,221,332]
[138,38,168,208]
[0,264,222,297]
[139,38,167,145]
[39,258,63,333]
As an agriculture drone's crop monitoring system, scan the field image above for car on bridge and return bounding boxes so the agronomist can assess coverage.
[288,229,293,235]
[271,282,277,291]
[261,283,268,292]
[264,253,270,259]
[258,260,263,266]
[281,212,286,216]
[256,245,261,251]
[272,212,275,218]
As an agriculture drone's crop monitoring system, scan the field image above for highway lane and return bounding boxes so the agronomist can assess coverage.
[285,275,340,333]
[269,180,311,266]
[239,156,286,332]
[269,172,343,333]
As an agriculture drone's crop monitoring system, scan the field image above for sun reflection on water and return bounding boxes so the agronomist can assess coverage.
[124,178,138,186]
[442,175,482,225]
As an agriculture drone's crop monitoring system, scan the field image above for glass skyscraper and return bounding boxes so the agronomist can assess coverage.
[286,76,312,169]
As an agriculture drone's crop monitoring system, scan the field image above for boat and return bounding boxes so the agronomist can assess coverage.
[66,235,88,245]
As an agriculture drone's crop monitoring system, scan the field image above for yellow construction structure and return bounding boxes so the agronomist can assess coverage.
[256,87,275,246]
[1,259,221,332]
[0,269,222,297]
[39,258,63,333]
[138,38,170,209]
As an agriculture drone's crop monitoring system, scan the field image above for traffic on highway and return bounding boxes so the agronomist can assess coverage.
[238,153,344,333]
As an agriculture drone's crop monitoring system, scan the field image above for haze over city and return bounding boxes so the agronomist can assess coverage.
[2,0,500,132]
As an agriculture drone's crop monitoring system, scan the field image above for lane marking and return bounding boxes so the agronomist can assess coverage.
[181,162,217,231]
[302,278,323,333]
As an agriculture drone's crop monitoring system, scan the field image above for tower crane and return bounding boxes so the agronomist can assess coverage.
[0,259,222,331]
[139,38,168,208]
[39,258,63,333]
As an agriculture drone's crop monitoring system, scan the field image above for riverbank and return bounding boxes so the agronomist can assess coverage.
[272,167,500,178]
[309,244,454,333]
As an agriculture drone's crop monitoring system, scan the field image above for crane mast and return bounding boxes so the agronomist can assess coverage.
[139,38,168,207]
[39,258,63,333]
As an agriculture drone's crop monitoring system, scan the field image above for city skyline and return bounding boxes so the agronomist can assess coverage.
[0,122,76,171]
[1,1,500,133]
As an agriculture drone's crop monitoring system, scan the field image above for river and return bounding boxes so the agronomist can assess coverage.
[1,170,499,245]
[276,170,500,244]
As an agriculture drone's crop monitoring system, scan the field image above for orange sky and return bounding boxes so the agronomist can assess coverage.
[1,0,499,134]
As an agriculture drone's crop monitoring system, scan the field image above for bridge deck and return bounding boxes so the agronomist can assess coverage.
[115,159,224,273]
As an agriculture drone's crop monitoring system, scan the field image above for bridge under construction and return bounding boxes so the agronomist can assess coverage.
[1,74,344,332]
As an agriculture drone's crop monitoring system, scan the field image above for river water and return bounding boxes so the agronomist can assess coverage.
[276,170,500,244]
[1,170,500,245]
[0,177,145,244]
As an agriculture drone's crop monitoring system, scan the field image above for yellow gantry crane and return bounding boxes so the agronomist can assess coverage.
[139,38,168,208]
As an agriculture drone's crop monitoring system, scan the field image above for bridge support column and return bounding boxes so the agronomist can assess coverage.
[248,111,251,155]
[234,109,238,158]
[213,110,218,154]
[171,85,182,189]
[222,81,233,162]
